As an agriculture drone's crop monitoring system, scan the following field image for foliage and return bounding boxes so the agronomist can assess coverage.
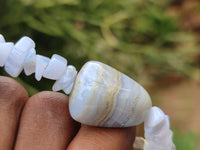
[0,1,199,148]
[173,130,198,150]
[0,0,199,92]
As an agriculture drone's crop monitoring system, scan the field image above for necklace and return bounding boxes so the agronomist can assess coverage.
[0,34,175,150]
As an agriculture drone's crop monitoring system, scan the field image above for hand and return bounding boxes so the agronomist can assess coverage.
[0,76,136,150]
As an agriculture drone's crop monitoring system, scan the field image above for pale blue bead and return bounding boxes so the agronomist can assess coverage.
[43,54,67,80]
[5,36,35,77]
[69,61,152,127]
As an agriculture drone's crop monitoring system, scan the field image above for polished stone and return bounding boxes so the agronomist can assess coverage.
[69,61,152,127]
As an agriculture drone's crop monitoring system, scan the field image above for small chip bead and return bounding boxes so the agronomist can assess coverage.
[0,34,77,94]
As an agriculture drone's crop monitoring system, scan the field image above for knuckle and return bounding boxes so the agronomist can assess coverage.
[79,139,104,150]
[0,76,28,105]
[25,91,69,119]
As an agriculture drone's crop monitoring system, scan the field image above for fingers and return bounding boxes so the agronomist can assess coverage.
[67,125,136,150]
[0,76,28,150]
[15,91,80,150]
[0,76,136,150]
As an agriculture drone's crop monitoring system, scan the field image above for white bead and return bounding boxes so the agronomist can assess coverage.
[35,55,50,81]
[144,107,175,150]
[24,48,36,75]
[133,137,148,150]
[144,107,171,135]
[63,82,74,95]
[4,36,35,77]
[144,107,166,131]
[0,34,5,43]
[0,42,14,67]
[15,36,35,52]
[43,54,67,80]
[69,61,152,127]
[52,65,77,92]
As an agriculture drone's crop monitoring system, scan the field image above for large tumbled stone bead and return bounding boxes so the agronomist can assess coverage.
[69,61,152,127]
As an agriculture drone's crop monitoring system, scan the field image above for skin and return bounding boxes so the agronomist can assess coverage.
[0,76,136,150]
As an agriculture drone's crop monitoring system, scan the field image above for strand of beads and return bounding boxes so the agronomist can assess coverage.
[0,34,176,150]
[0,34,77,94]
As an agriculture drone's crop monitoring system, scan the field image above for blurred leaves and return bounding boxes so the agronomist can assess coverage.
[20,0,79,8]
[0,1,199,149]
[0,0,199,92]
[173,130,198,150]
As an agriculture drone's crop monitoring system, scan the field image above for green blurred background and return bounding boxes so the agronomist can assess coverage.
[0,0,199,149]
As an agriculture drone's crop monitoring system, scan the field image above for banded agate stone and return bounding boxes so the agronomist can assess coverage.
[69,61,152,127]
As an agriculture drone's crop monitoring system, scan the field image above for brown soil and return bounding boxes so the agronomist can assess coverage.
[152,80,200,147]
